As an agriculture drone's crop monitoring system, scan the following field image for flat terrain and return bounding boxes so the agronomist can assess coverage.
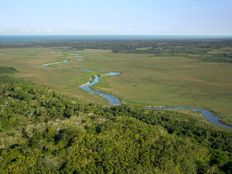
[1,47,232,123]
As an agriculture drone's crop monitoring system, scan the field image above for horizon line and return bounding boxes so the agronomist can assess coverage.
[1,34,232,36]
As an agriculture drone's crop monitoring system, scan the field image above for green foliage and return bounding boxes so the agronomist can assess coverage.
[202,53,232,63]
[0,66,17,74]
[0,76,231,173]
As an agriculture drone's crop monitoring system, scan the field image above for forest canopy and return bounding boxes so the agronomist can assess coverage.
[0,73,231,173]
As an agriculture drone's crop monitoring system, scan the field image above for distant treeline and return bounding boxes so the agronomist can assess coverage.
[0,39,232,51]
[1,39,232,63]
[202,53,232,63]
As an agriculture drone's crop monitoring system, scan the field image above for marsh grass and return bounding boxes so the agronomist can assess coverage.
[1,47,232,123]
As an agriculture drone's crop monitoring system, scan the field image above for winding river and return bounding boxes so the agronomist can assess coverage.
[42,58,70,67]
[146,106,232,130]
[41,57,232,130]
[80,72,121,106]
[80,72,232,130]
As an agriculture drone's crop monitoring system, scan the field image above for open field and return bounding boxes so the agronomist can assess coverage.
[1,47,232,124]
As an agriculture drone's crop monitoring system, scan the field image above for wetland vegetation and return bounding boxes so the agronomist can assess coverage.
[0,37,232,173]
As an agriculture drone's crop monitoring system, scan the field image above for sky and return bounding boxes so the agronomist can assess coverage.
[0,0,232,35]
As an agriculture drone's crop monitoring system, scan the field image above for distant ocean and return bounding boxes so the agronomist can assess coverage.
[0,35,232,43]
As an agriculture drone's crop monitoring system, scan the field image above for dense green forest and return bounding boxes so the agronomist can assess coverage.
[0,69,231,173]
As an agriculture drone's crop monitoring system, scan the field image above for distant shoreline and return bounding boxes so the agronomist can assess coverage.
[1,35,232,43]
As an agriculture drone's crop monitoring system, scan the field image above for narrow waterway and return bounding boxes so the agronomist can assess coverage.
[146,106,232,130]
[42,58,69,67]
[79,72,121,106]
[41,58,231,130]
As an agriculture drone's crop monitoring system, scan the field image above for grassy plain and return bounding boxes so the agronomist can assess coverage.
[0,47,232,123]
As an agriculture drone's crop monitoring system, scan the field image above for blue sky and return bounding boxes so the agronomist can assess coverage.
[1,0,232,35]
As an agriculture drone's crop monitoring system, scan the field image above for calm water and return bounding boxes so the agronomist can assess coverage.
[42,58,69,67]
[1,35,232,43]
[80,72,121,106]
[146,106,232,130]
